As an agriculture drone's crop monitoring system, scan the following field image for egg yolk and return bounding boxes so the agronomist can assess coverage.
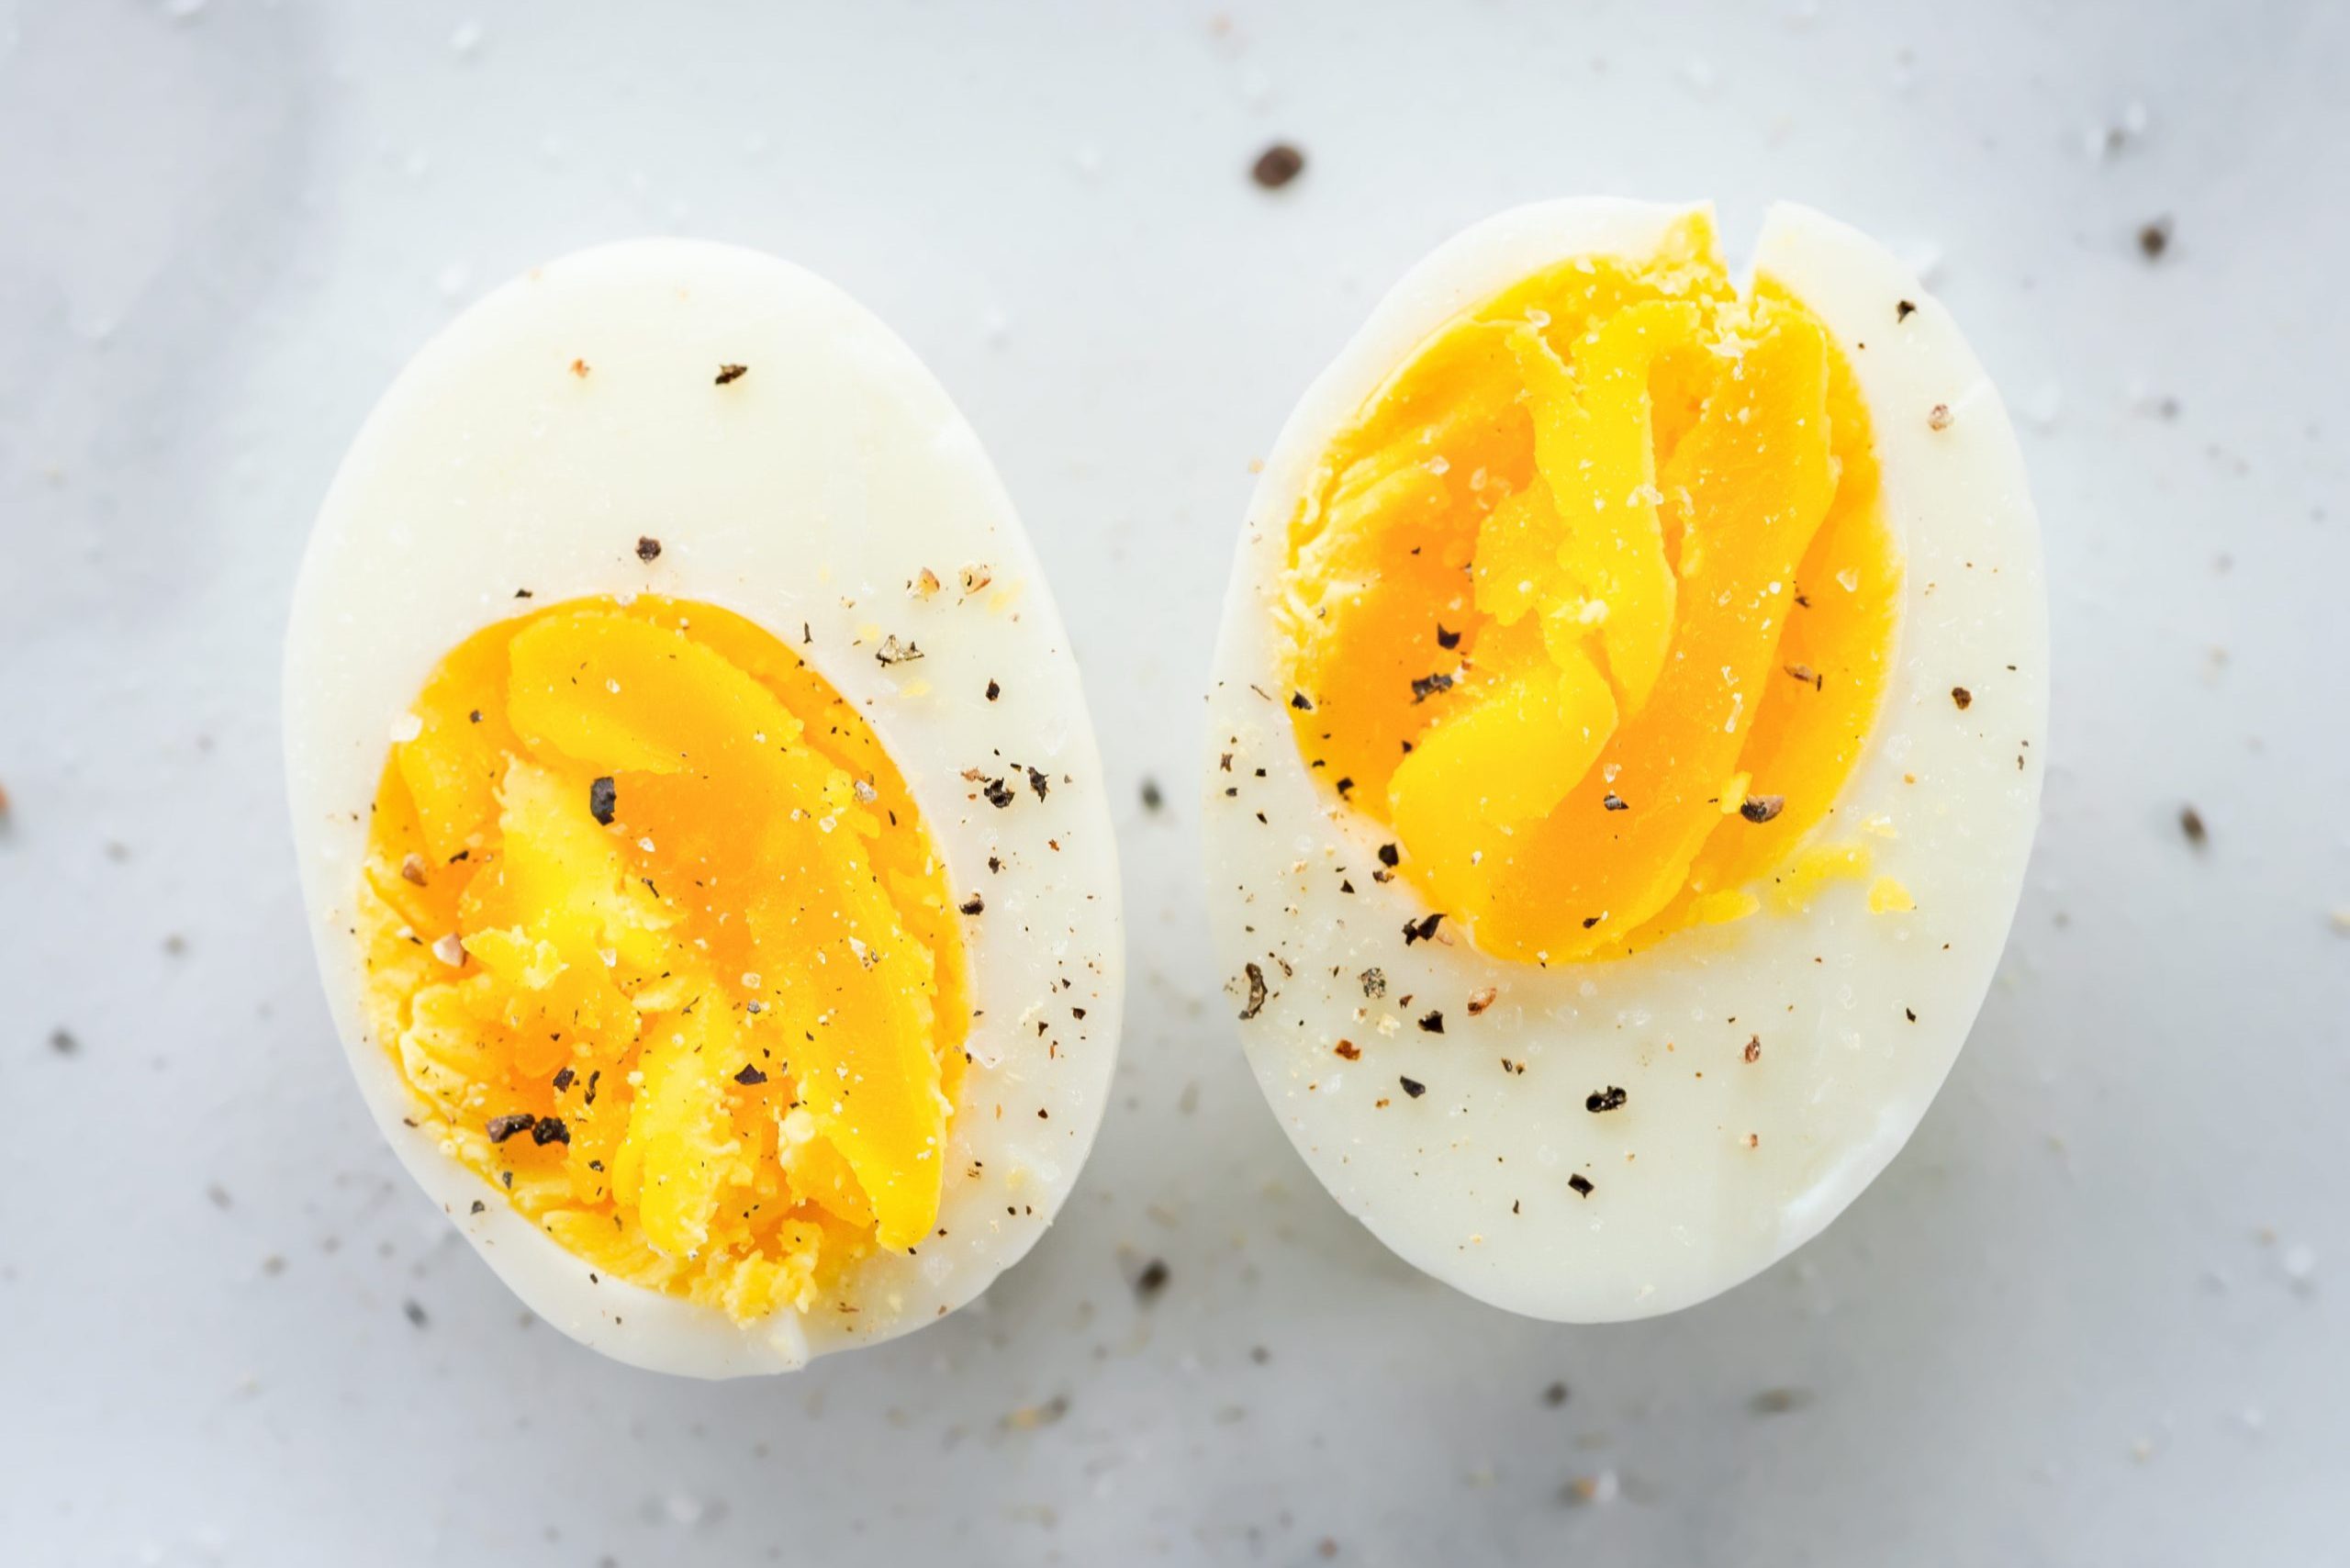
[357,597,969,1323]
[1281,213,1899,963]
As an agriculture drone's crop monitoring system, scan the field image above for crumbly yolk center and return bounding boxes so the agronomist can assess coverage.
[358,597,969,1323]
[1281,213,1900,963]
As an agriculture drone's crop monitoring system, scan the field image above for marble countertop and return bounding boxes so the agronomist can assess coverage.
[3,1,2343,1562]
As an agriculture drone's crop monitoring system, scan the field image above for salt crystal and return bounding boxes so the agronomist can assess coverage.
[2020,382,2064,431]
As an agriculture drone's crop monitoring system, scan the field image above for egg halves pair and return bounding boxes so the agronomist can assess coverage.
[287,203,2043,1375]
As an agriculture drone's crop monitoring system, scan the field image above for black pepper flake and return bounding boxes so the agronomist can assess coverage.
[1544,1382,1570,1407]
[1238,962,1269,1021]
[958,893,985,915]
[1740,794,1785,824]
[2138,217,2171,259]
[1785,663,1823,690]
[469,1200,486,1215]
[985,678,1002,701]
[982,777,1016,809]
[1582,915,1601,929]
[1586,1085,1628,1113]
[1250,141,1305,189]
[1360,968,1386,999]
[1602,792,1628,812]
[1436,623,1461,650]
[1896,299,1917,322]
[551,1067,576,1092]
[1905,1008,1918,1023]
[715,363,749,385]
[2180,805,2207,847]
[588,776,618,825]
[1568,1173,1595,1197]
[403,1300,429,1328]
[1025,766,1049,801]
[485,1113,536,1144]
[585,1070,600,1106]
[1140,778,1163,811]
[1398,1076,1426,1099]
[1951,685,1973,711]
[734,1064,769,1086]
[1133,1258,1170,1304]
[1410,671,1455,703]
[1335,776,1356,799]
[468,709,483,723]
[531,1116,570,1147]
[1290,690,1314,711]
[635,535,662,563]
[1416,1010,1445,1035]
[1377,842,1401,868]
[1403,913,1443,945]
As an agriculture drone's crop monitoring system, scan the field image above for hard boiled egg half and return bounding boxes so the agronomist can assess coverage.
[1205,200,2046,1321]
[285,241,1123,1376]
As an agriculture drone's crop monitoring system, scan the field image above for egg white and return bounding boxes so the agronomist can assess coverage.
[1203,200,2047,1322]
[285,240,1124,1376]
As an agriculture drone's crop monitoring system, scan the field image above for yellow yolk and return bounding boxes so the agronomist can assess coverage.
[1282,213,1900,963]
[357,598,969,1322]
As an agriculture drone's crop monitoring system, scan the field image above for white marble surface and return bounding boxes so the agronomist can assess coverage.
[3,2,2344,1562]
